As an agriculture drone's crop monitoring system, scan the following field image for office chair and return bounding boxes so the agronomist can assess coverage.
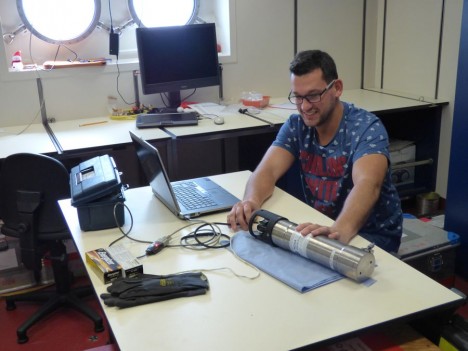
[0,153,104,344]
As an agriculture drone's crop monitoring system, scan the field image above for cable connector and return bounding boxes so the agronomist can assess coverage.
[145,236,169,255]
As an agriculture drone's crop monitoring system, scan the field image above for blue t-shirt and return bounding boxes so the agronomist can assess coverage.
[273,102,402,248]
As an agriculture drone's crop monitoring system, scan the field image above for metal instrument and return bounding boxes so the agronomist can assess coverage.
[248,209,376,282]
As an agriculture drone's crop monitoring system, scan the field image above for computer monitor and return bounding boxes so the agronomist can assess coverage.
[136,23,220,109]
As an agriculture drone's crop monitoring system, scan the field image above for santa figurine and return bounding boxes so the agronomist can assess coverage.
[11,50,23,70]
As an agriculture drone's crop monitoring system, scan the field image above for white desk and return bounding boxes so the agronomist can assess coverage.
[162,104,275,137]
[0,123,56,159]
[229,89,446,126]
[341,88,444,112]
[59,171,463,351]
[0,89,445,158]
[48,116,170,152]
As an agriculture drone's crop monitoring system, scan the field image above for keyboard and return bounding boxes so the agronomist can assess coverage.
[172,182,217,210]
[136,112,198,128]
[148,107,178,113]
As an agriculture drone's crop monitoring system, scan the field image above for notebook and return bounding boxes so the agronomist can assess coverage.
[136,112,198,128]
[129,131,240,218]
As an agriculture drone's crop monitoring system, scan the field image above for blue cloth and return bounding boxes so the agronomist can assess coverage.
[273,102,403,251]
[231,231,343,293]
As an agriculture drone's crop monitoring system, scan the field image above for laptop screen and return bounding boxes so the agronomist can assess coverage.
[129,131,180,213]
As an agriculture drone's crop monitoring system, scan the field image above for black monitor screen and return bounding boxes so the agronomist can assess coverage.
[136,23,220,108]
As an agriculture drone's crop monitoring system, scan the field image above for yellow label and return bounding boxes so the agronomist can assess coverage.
[439,337,459,351]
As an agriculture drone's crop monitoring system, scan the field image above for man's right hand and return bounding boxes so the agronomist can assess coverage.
[227,200,260,231]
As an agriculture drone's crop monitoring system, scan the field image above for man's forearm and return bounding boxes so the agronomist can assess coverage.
[333,180,381,242]
[243,171,276,207]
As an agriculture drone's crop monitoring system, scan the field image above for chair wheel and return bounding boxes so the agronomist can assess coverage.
[17,331,28,344]
[95,320,105,333]
[6,300,16,311]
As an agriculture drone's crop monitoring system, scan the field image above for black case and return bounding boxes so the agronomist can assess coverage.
[70,155,125,231]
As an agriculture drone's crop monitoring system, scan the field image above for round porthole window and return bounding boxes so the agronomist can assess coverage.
[128,0,199,28]
[16,0,101,44]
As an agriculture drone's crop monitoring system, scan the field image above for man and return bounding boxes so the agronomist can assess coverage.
[227,50,402,253]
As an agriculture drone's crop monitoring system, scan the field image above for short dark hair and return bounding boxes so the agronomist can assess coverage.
[289,50,338,82]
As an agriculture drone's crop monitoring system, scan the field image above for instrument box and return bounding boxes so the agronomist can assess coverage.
[70,155,125,231]
[389,139,416,186]
[397,216,460,287]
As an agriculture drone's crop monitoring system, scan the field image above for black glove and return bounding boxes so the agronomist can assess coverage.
[100,272,209,308]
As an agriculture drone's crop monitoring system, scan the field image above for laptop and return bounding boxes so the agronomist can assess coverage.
[129,131,240,218]
[136,112,198,128]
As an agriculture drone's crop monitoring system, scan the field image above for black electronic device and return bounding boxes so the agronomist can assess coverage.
[136,112,198,128]
[70,155,125,231]
[135,23,220,109]
[109,31,119,56]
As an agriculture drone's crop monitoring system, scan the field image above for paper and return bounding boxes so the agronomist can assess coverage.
[188,102,227,117]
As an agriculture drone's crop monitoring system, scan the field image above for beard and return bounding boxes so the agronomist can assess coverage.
[300,100,335,128]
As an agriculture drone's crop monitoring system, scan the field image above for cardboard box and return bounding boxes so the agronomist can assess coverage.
[86,248,123,284]
[389,140,416,186]
[86,246,143,284]
[106,245,144,279]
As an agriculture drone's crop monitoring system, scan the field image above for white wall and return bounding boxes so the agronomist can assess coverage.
[220,0,294,103]
[0,0,463,198]
[381,0,442,97]
[297,0,365,90]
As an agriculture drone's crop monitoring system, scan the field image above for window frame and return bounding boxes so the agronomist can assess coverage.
[16,0,101,45]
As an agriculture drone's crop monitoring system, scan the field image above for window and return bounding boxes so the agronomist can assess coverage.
[17,0,101,44]
[129,0,200,27]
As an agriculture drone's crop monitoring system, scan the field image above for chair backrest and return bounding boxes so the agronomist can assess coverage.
[0,153,71,270]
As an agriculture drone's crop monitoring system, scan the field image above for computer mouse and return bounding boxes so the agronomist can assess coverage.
[213,116,225,125]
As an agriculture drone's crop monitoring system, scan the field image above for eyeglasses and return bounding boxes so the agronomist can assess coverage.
[288,79,336,104]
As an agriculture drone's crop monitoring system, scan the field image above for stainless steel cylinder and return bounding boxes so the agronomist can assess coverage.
[270,219,375,282]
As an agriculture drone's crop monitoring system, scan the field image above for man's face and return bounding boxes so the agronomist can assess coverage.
[290,69,339,128]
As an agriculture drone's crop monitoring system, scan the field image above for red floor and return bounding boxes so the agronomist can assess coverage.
[1,277,115,351]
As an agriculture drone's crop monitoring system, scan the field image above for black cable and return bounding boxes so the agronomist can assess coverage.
[108,201,153,247]
[179,232,231,249]
[172,222,231,250]
[115,61,134,105]
[108,0,113,29]
[161,89,197,108]
[108,0,133,106]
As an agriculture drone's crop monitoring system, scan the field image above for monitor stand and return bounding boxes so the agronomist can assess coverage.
[166,91,181,109]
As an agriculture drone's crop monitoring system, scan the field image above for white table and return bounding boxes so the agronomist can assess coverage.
[48,117,170,152]
[59,170,463,351]
[0,123,56,159]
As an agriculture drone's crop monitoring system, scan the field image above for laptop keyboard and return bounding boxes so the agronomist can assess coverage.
[172,182,217,210]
